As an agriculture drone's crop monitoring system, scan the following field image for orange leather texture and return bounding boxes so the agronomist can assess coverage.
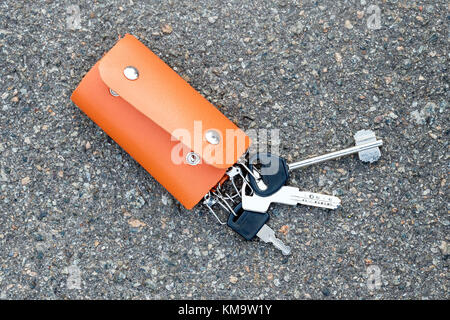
[99,34,250,168]
[72,63,227,209]
[70,35,250,209]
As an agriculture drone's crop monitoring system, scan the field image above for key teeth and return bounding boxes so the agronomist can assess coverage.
[354,129,376,142]
[268,236,291,256]
[354,129,382,163]
[359,149,381,163]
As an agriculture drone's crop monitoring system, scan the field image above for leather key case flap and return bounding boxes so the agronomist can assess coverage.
[71,34,250,209]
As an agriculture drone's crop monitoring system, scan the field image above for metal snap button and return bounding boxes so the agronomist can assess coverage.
[205,130,220,145]
[186,152,201,166]
[123,66,139,80]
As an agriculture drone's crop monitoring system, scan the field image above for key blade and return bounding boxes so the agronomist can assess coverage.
[292,192,341,209]
[293,197,341,209]
[256,225,291,255]
[288,139,382,171]
[292,198,340,209]
[295,191,341,203]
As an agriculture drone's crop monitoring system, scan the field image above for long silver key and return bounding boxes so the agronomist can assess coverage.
[256,224,291,255]
[289,130,382,170]
[250,130,383,195]
[241,183,341,213]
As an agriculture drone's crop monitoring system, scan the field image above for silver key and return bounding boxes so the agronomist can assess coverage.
[242,183,341,213]
[289,129,382,170]
[256,224,291,256]
[251,130,382,192]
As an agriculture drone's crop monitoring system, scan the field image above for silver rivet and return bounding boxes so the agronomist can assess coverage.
[109,88,119,97]
[205,130,220,145]
[123,66,139,80]
[186,152,201,166]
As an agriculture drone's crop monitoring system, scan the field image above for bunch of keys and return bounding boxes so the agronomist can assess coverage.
[203,130,383,255]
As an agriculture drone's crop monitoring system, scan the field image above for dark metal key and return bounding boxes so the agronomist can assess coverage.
[248,153,289,197]
[227,203,291,255]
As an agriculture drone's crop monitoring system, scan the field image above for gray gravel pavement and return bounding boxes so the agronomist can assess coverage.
[0,0,448,299]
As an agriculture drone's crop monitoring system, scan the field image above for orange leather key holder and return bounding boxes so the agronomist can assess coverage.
[71,34,250,209]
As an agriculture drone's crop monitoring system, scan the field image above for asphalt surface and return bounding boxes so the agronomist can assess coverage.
[0,0,448,299]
